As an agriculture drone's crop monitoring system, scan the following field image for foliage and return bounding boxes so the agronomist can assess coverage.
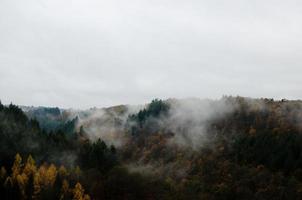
[0,154,90,200]
[127,99,170,135]
[2,97,302,199]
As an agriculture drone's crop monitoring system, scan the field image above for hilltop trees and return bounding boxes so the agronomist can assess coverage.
[129,99,169,126]
[127,99,170,135]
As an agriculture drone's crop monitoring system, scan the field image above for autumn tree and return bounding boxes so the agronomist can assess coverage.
[73,182,90,200]
[12,154,22,181]
[60,179,71,200]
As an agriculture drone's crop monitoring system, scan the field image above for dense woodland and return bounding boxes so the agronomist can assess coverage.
[1,97,302,199]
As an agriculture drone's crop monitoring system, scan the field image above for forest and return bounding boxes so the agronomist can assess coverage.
[1,96,302,199]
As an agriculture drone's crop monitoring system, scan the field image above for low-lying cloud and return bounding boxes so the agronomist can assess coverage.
[165,98,235,149]
[70,97,237,150]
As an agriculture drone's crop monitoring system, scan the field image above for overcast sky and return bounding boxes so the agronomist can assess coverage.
[0,0,302,108]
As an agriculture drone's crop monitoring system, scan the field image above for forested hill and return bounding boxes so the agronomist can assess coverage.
[19,106,76,133]
[1,97,302,199]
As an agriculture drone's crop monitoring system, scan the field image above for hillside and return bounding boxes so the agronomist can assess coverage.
[1,97,302,199]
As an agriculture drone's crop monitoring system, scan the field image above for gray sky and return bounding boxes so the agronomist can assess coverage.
[1,0,302,108]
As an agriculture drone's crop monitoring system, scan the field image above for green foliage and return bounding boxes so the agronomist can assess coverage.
[232,131,302,173]
[129,99,169,125]
[24,106,78,134]
[78,139,117,172]
[127,99,170,135]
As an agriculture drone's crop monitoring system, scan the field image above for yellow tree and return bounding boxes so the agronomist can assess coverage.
[73,182,84,200]
[16,173,28,199]
[9,153,28,199]
[37,165,47,188]
[60,179,70,200]
[45,164,57,187]
[12,153,22,181]
[83,194,91,200]
[32,172,41,199]
[58,166,68,177]
[23,155,37,177]
[73,182,90,200]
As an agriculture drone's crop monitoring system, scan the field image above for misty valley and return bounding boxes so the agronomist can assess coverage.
[1,96,302,199]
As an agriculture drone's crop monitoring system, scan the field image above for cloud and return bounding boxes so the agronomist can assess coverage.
[1,0,302,108]
[163,98,230,149]
[70,104,142,147]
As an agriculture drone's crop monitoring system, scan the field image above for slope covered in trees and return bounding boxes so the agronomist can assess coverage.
[0,101,172,199]
[1,97,302,199]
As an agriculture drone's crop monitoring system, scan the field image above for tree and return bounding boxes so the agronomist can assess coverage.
[12,154,22,181]
[58,166,68,177]
[16,173,28,199]
[32,170,42,199]
[23,155,36,177]
[45,164,57,187]
[0,166,7,180]
[60,179,70,200]
[73,182,90,200]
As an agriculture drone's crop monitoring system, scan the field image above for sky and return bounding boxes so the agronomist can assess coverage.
[0,0,302,109]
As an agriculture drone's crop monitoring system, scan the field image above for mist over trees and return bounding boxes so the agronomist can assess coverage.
[1,97,302,199]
